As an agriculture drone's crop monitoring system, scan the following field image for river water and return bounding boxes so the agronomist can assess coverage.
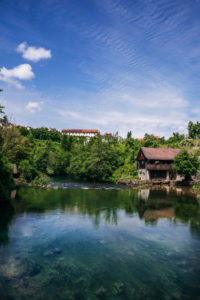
[0,184,200,299]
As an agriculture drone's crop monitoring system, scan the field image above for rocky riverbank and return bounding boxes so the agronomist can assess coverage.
[116,178,200,188]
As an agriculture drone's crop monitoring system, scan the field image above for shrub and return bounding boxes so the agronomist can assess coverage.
[173,150,199,180]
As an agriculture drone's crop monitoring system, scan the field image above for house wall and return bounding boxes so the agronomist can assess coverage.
[138,168,150,180]
[62,132,97,137]
[138,167,171,181]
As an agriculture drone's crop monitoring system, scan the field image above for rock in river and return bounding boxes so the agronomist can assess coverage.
[44,248,62,257]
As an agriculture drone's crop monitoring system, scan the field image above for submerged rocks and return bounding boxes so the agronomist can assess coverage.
[26,263,41,277]
[43,248,62,257]
[95,286,107,297]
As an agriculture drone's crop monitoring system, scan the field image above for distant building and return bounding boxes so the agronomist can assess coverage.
[136,136,160,141]
[61,129,99,137]
[104,133,112,137]
[9,123,21,129]
[136,147,181,180]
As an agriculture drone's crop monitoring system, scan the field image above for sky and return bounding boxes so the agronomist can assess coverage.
[0,0,200,137]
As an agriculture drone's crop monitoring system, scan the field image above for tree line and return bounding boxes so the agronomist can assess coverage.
[0,103,200,200]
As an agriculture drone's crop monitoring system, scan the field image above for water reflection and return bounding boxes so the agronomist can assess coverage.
[1,185,200,299]
[0,201,14,245]
[0,185,199,245]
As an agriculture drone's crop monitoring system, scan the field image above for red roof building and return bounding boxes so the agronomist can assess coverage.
[61,129,99,137]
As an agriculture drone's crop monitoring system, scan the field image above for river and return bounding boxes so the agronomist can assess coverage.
[0,183,200,299]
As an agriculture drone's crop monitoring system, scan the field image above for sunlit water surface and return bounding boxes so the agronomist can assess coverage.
[0,184,200,300]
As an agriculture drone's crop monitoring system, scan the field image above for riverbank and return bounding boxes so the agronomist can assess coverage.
[117,178,200,187]
[14,176,200,193]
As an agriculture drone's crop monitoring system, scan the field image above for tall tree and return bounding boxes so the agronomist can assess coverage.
[173,150,199,181]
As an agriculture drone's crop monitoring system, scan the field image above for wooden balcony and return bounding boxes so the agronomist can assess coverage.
[146,163,173,171]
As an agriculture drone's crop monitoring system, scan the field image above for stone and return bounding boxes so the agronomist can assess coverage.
[95,286,106,296]
[44,248,62,257]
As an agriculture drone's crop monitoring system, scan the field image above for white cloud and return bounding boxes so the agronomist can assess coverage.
[120,93,188,108]
[0,64,35,88]
[56,85,189,138]
[1,64,34,80]
[26,101,43,113]
[17,42,52,62]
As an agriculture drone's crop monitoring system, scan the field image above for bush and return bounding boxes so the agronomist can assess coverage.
[111,162,138,182]
[173,150,199,180]
[18,159,38,182]
[32,173,50,185]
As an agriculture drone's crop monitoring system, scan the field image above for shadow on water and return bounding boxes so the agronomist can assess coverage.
[1,184,200,299]
[0,201,14,245]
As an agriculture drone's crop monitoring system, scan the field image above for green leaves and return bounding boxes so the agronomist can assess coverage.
[173,150,199,180]
[0,152,14,201]
[188,121,200,139]
[0,104,4,115]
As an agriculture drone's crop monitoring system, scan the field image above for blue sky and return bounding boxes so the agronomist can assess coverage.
[0,0,200,137]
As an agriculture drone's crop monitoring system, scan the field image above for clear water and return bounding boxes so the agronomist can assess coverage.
[0,185,200,300]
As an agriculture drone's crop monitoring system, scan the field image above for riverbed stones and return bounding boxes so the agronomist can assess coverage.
[44,248,62,257]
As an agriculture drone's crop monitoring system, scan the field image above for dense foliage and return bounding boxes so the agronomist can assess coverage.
[0,151,14,201]
[0,125,141,184]
[173,150,199,180]
[0,102,200,188]
[188,121,200,139]
[0,103,14,200]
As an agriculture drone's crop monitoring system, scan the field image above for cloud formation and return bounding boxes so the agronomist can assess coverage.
[26,101,43,113]
[0,64,35,88]
[17,42,52,62]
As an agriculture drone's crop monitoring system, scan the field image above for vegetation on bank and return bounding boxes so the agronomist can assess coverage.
[0,152,14,200]
[0,102,200,199]
[173,150,199,181]
[0,104,14,200]
[193,183,200,194]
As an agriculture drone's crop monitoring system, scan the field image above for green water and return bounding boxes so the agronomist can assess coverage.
[0,185,200,300]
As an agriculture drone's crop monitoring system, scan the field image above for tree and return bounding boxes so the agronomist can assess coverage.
[0,104,5,123]
[18,159,37,182]
[127,131,132,138]
[19,126,29,136]
[1,127,32,164]
[0,151,14,200]
[0,104,4,114]
[61,135,73,151]
[0,84,5,121]
[173,150,199,181]
[188,121,200,139]
[143,133,160,148]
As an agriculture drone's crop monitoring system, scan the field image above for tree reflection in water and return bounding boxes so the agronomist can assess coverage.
[0,200,14,245]
[1,185,200,244]
[1,185,200,300]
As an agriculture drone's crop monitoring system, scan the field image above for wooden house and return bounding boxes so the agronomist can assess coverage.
[136,147,181,180]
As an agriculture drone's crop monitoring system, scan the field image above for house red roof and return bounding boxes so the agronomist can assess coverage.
[139,147,180,160]
[104,133,112,136]
[61,129,99,133]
